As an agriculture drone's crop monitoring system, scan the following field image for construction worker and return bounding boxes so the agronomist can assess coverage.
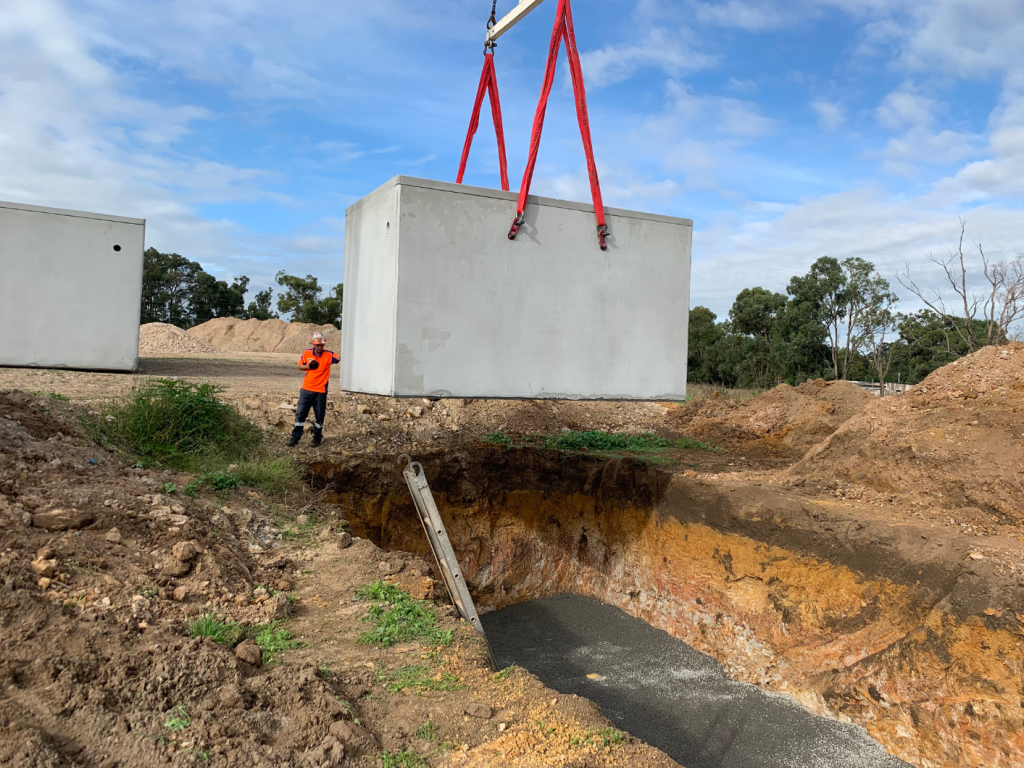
[287,332,339,448]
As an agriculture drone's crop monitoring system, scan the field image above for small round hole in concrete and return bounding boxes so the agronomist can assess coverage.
[113,244,122,252]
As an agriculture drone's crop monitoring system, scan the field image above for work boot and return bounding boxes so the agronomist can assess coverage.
[310,434,322,448]
[286,435,300,447]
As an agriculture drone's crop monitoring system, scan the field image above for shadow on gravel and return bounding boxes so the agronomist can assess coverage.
[482,594,913,768]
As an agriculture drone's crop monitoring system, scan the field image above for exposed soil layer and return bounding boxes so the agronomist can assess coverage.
[188,318,340,354]
[0,391,677,768]
[311,448,1024,768]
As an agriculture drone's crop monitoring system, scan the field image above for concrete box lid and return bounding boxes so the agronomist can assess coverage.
[345,175,693,229]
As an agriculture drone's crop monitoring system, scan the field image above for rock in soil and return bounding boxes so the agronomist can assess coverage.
[31,508,95,531]
[234,639,263,666]
[327,719,378,756]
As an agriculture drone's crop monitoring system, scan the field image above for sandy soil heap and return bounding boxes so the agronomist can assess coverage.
[188,317,339,355]
[788,342,1024,522]
[139,323,219,355]
[670,379,872,457]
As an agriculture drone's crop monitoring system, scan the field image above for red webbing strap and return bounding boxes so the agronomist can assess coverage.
[509,0,607,249]
[457,52,510,192]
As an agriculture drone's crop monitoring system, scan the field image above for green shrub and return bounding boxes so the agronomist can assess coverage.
[83,379,262,469]
[354,581,453,648]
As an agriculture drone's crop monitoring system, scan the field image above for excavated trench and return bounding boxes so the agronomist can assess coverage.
[309,447,1024,768]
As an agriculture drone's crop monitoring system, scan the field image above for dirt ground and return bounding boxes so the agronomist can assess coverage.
[0,389,676,767]
[4,340,1024,767]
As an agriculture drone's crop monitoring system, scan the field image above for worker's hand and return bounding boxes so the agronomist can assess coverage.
[307,359,319,370]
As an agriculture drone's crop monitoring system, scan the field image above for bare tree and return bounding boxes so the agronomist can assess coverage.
[897,219,1024,352]
[860,302,899,395]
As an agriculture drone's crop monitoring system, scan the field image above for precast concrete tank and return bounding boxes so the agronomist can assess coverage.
[341,176,691,400]
[0,200,145,371]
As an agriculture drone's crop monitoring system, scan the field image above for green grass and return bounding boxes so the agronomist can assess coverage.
[493,665,517,681]
[483,431,513,447]
[380,751,429,768]
[30,390,70,401]
[253,619,302,661]
[415,721,437,742]
[164,706,191,731]
[376,664,466,694]
[235,456,303,495]
[354,581,454,648]
[82,379,262,470]
[539,430,723,455]
[188,614,243,646]
[187,615,300,661]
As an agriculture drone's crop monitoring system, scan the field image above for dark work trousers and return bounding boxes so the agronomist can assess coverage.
[291,388,327,439]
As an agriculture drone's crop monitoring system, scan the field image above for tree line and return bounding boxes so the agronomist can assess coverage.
[691,226,1023,389]
[141,248,343,329]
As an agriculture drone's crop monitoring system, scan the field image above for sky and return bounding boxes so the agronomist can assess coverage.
[1,0,1022,321]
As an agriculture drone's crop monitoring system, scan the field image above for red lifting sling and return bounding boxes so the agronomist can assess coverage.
[457,50,510,192]
[508,0,607,250]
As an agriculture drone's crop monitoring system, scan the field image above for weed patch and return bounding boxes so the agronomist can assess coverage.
[380,751,429,768]
[483,431,513,447]
[415,721,437,741]
[538,430,723,455]
[188,615,243,646]
[235,456,302,495]
[164,706,191,731]
[376,664,466,694]
[253,619,302,661]
[82,379,261,470]
[354,581,453,648]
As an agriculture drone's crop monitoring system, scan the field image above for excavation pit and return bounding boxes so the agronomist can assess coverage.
[310,447,1024,768]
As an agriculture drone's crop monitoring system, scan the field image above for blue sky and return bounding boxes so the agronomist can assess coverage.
[2,0,1022,321]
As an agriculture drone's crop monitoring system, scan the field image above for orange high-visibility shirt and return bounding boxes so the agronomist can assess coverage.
[298,348,339,393]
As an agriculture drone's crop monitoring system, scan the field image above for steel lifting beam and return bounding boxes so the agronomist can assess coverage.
[399,455,496,669]
[486,0,545,44]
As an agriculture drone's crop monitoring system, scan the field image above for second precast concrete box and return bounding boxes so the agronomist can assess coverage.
[0,201,145,372]
[341,176,691,400]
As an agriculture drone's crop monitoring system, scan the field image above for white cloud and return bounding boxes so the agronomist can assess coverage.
[663,81,778,138]
[900,0,1024,79]
[315,141,365,163]
[692,1,785,30]
[876,87,937,129]
[811,99,845,130]
[881,127,983,176]
[726,77,757,94]
[0,0,351,292]
[692,185,1024,316]
[579,28,718,88]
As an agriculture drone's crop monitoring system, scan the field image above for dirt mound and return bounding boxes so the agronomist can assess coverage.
[670,380,872,457]
[188,317,339,354]
[139,322,219,355]
[787,343,1024,522]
